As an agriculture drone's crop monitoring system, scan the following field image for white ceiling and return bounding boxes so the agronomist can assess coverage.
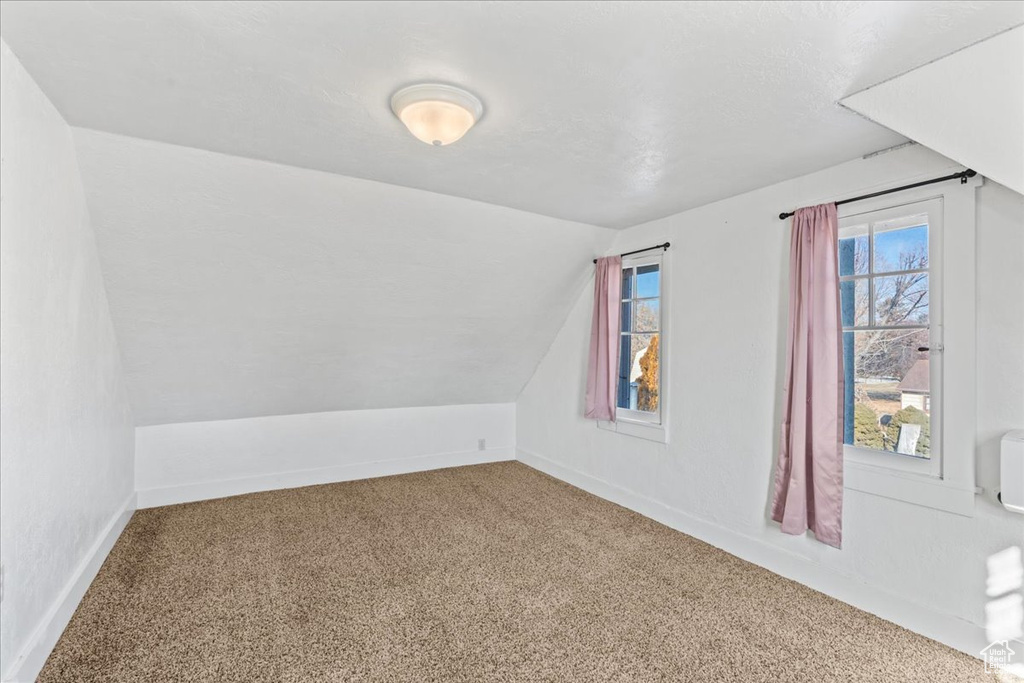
[2,1,1021,228]
[842,26,1024,194]
[73,129,613,425]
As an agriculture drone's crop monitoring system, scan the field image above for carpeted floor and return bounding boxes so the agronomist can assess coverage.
[41,461,996,682]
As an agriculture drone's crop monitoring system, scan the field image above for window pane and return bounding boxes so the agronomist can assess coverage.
[621,268,633,299]
[620,301,631,332]
[617,334,632,409]
[623,333,659,413]
[839,233,868,276]
[633,299,659,333]
[636,264,660,298]
[843,329,930,458]
[874,274,928,326]
[840,279,868,327]
[873,223,928,273]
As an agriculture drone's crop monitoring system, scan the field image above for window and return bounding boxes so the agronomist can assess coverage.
[617,254,662,424]
[597,250,668,442]
[839,198,941,477]
[835,174,981,517]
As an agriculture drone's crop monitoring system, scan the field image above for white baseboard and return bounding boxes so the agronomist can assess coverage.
[3,492,136,683]
[137,448,516,509]
[516,447,1009,660]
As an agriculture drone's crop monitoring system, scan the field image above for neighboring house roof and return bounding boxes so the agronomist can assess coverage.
[898,358,930,393]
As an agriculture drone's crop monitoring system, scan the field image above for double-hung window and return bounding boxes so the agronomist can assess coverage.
[835,171,980,517]
[616,254,663,425]
[839,197,942,478]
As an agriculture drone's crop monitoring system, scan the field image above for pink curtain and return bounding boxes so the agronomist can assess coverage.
[771,203,844,548]
[585,256,622,421]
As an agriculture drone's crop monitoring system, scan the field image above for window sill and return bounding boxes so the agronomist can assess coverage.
[844,460,975,516]
[597,418,668,443]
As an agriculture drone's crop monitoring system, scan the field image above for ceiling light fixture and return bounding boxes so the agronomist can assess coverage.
[390,83,483,147]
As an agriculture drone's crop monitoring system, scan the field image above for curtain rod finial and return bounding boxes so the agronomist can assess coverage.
[593,241,671,264]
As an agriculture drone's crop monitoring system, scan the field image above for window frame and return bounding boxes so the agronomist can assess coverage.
[597,249,669,443]
[834,173,981,516]
[617,253,663,425]
[839,197,942,479]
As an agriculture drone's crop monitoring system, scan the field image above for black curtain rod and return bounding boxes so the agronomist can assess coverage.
[777,169,976,220]
[593,242,670,264]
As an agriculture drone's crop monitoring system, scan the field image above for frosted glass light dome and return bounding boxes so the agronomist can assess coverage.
[391,84,483,146]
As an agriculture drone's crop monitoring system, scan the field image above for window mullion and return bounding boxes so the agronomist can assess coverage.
[868,225,876,326]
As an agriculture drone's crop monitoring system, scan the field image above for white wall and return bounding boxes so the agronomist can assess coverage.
[0,41,135,681]
[842,26,1024,194]
[136,403,516,508]
[977,180,1024,496]
[516,143,1024,655]
[72,129,614,426]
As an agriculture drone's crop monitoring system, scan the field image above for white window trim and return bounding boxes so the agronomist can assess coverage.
[835,172,982,516]
[597,417,669,443]
[597,249,669,444]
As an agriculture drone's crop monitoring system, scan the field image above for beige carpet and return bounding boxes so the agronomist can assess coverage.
[41,461,996,682]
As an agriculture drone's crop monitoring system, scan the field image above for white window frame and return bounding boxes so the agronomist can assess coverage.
[836,173,981,516]
[597,250,669,443]
[839,197,942,479]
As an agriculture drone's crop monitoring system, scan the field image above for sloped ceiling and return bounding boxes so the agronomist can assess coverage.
[73,129,614,425]
[841,26,1024,194]
[2,1,1022,228]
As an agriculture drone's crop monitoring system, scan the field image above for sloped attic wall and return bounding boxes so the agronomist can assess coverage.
[841,26,1024,194]
[73,129,615,426]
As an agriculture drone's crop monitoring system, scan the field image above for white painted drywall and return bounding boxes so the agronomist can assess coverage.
[842,26,1024,194]
[0,41,135,680]
[977,179,1024,500]
[135,403,516,507]
[516,143,1024,653]
[3,2,1022,227]
[71,129,615,426]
